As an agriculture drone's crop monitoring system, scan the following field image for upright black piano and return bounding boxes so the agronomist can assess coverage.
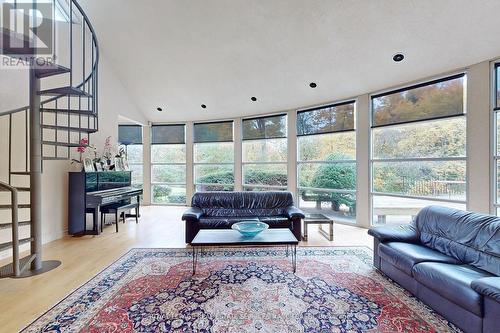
[69,171,143,235]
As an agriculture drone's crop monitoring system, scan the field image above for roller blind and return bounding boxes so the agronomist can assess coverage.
[242,114,287,140]
[495,64,500,110]
[297,101,355,136]
[194,121,233,143]
[151,124,185,144]
[118,125,142,145]
[371,73,465,128]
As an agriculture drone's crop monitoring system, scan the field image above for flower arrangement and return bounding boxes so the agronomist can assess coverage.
[102,136,114,165]
[70,136,128,172]
[71,138,96,169]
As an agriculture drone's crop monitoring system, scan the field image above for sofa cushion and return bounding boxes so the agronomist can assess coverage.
[413,262,494,316]
[198,216,289,229]
[414,206,500,275]
[378,242,460,275]
[192,191,294,217]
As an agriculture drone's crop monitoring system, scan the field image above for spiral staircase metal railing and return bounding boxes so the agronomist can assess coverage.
[0,0,99,277]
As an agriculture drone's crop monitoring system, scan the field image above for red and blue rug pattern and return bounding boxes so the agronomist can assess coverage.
[23,247,461,332]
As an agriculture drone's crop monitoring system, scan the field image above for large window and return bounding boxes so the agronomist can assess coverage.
[371,74,467,224]
[494,63,500,214]
[297,101,357,223]
[118,125,143,189]
[150,125,186,205]
[242,114,288,191]
[194,121,234,191]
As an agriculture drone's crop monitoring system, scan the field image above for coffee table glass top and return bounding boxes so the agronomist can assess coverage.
[192,228,298,245]
[304,213,332,221]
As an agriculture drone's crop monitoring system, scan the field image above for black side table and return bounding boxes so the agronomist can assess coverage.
[302,213,334,241]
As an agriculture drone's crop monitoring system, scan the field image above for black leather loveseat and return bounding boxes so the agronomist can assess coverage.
[182,191,304,243]
[368,206,500,333]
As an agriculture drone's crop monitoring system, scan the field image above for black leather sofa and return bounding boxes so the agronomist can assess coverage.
[182,191,305,243]
[368,206,500,333]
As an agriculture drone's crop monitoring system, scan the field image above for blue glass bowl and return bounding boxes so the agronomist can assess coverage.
[231,221,269,237]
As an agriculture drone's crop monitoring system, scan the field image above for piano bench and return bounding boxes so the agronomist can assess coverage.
[100,202,139,233]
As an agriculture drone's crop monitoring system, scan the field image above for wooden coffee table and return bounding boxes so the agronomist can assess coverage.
[190,228,299,275]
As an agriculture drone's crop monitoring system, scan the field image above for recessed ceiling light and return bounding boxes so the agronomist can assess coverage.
[156,107,163,112]
[201,104,207,109]
[393,53,405,62]
[309,82,317,88]
[251,97,257,102]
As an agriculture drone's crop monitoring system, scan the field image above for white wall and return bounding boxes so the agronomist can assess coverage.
[0,52,146,257]
[40,55,146,243]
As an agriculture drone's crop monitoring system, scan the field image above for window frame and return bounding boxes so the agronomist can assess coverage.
[296,101,357,223]
[492,62,500,214]
[241,114,288,191]
[193,120,235,192]
[150,124,187,205]
[118,125,143,189]
[369,73,468,225]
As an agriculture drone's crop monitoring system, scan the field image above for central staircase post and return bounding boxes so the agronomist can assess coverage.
[29,67,42,271]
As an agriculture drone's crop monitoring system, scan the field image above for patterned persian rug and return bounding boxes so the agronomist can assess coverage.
[23,247,461,332]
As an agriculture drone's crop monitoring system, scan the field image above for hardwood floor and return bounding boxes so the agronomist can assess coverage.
[0,206,372,331]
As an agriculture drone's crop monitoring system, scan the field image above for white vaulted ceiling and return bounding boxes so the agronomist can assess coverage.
[80,0,500,122]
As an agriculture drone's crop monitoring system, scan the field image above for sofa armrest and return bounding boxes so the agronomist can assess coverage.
[471,277,500,303]
[367,224,420,243]
[182,207,204,221]
[286,206,305,219]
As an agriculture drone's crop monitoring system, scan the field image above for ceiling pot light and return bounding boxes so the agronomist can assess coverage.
[392,53,405,62]
[156,107,163,112]
[309,82,317,88]
[201,104,207,109]
[251,97,257,102]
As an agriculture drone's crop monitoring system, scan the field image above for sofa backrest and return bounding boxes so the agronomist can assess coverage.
[192,191,294,217]
[414,206,500,276]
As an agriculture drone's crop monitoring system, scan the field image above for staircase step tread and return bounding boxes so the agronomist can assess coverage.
[34,64,71,78]
[0,237,33,251]
[10,172,30,175]
[0,204,30,209]
[42,157,69,161]
[41,125,97,133]
[0,27,35,57]
[0,186,30,192]
[42,141,89,147]
[0,221,31,229]
[41,108,97,116]
[38,87,92,97]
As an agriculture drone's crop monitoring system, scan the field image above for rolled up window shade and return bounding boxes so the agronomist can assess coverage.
[151,124,185,144]
[194,121,233,143]
[118,125,142,144]
[297,101,355,136]
[371,73,465,128]
[495,63,500,110]
[242,114,287,140]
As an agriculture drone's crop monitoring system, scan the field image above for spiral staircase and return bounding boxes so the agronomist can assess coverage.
[0,0,99,277]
